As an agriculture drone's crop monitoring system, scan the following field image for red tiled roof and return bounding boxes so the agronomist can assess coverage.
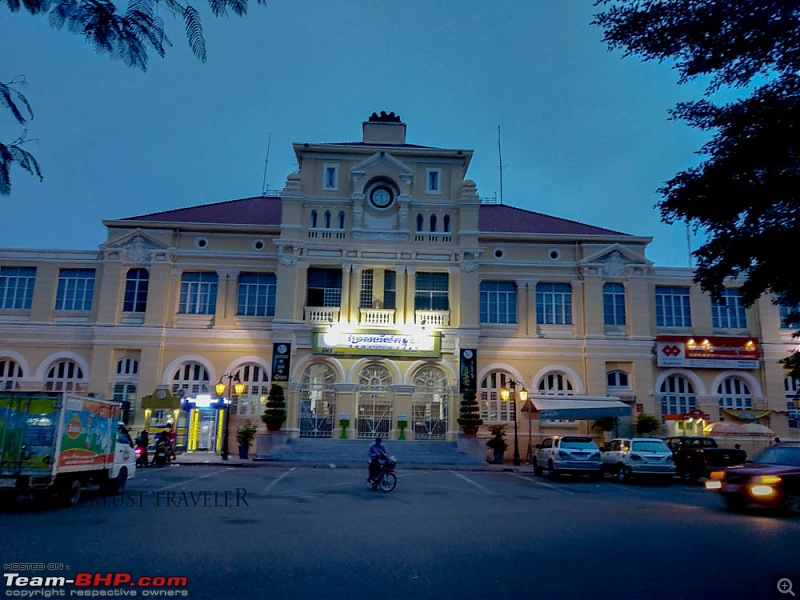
[119,196,628,236]
[479,204,629,236]
[121,196,282,226]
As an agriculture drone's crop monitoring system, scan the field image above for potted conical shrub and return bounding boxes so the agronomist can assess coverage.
[486,424,508,464]
[457,389,483,437]
[262,384,287,432]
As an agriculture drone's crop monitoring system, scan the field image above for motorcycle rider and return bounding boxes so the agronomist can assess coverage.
[135,429,149,467]
[368,436,388,483]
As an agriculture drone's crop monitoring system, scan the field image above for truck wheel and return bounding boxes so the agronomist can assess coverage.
[725,495,746,512]
[59,479,82,508]
[616,464,630,483]
[109,469,127,496]
[533,459,543,476]
[548,461,559,480]
[680,468,696,483]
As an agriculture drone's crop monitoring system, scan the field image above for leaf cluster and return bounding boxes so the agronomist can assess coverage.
[594,0,800,376]
[485,424,508,452]
[1,78,42,195]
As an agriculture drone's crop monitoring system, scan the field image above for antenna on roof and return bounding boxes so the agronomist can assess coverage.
[261,132,272,196]
[498,124,505,205]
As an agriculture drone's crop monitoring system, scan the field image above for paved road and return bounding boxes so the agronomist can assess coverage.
[1,465,798,600]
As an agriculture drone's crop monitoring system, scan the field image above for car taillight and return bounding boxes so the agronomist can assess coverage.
[709,471,725,480]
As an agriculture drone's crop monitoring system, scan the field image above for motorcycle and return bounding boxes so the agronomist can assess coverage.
[153,438,170,467]
[369,456,397,493]
[134,444,148,468]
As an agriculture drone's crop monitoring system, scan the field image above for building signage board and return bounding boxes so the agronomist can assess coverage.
[313,330,440,357]
[459,349,477,393]
[656,336,759,369]
[272,343,291,382]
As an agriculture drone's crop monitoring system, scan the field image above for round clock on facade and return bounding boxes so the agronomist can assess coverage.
[369,186,394,209]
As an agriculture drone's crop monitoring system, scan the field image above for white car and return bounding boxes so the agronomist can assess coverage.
[533,435,602,480]
[601,437,675,483]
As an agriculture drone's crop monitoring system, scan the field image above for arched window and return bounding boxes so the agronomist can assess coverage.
[45,359,85,392]
[233,363,270,416]
[430,214,437,232]
[659,374,696,416]
[480,370,513,422]
[310,210,318,229]
[0,358,23,391]
[717,377,752,415]
[537,372,575,396]
[443,214,451,233]
[356,364,393,439]
[171,362,210,396]
[338,211,345,229]
[324,210,331,229]
[299,363,337,437]
[606,370,629,390]
[416,214,424,232]
[412,366,449,439]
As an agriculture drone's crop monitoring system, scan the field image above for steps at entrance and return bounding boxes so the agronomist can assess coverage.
[258,437,486,466]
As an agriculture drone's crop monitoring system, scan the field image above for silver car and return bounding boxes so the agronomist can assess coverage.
[601,437,676,483]
[534,435,602,480]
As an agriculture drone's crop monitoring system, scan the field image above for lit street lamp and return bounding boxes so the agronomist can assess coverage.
[215,373,245,460]
[500,380,528,466]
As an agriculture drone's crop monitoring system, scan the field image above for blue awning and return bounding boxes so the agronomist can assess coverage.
[531,397,631,420]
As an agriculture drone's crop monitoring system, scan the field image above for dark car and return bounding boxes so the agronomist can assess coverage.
[705,442,800,513]
[664,436,747,482]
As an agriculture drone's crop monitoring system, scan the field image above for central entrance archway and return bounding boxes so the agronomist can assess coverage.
[356,364,393,439]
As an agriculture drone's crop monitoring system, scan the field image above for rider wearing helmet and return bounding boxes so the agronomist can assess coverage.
[368,435,388,483]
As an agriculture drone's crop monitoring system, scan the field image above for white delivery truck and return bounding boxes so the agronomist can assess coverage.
[0,392,136,507]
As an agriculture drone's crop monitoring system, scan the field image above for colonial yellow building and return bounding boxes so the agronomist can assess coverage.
[0,113,797,456]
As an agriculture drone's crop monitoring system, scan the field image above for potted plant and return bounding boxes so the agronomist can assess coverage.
[235,420,258,459]
[261,383,287,432]
[486,424,508,464]
[635,413,661,437]
[457,389,483,437]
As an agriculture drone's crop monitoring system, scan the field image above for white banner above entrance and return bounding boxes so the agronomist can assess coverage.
[313,330,441,357]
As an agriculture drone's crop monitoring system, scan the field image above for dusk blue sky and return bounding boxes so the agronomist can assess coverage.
[1,1,710,266]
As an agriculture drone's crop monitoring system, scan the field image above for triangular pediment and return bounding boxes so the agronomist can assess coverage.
[101,230,170,264]
[579,244,652,277]
[351,152,414,191]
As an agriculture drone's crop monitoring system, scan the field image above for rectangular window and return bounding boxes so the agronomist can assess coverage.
[426,168,441,193]
[307,268,342,307]
[55,268,95,311]
[779,303,800,330]
[0,266,36,310]
[655,286,692,327]
[415,272,449,311]
[603,282,626,326]
[179,272,218,315]
[712,288,747,329]
[384,271,396,310]
[123,268,149,313]
[237,273,276,316]
[323,164,338,190]
[480,281,517,324]
[360,269,374,309]
[536,282,572,325]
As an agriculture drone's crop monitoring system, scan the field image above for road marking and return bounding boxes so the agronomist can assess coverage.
[264,467,295,493]
[449,471,498,495]
[155,468,231,491]
[511,473,574,494]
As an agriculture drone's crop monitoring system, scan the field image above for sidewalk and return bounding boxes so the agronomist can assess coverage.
[169,451,531,473]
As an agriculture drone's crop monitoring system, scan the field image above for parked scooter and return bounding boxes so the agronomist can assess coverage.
[134,445,148,468]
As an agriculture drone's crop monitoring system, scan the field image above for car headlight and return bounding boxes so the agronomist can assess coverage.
[630,454,642,461]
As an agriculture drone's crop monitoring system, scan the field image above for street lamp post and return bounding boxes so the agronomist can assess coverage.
[215,373,245,460]
[500,380,528,466]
